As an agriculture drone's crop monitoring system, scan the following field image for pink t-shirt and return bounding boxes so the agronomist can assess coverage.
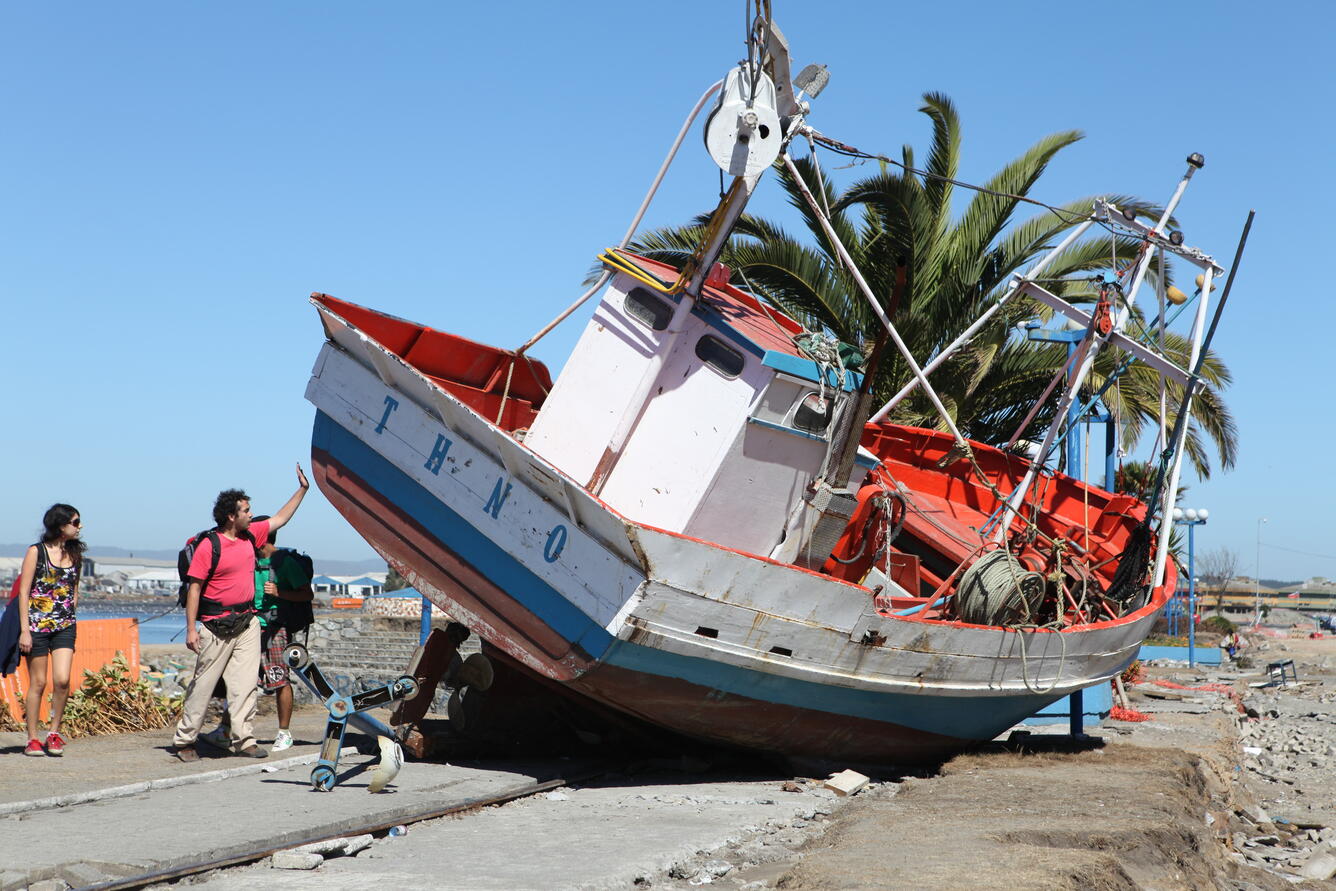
[187,520,271,612]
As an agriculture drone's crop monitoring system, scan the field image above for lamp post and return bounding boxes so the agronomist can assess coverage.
[1173,507,1209,667]
[1255,517,1268,627]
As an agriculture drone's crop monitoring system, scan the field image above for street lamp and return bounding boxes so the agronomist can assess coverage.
[1255,517,1269,627]
[1173,507,1209,667]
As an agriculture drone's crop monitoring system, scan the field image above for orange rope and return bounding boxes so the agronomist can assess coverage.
[1152,678,1246,713]
[1109,705,1150,722]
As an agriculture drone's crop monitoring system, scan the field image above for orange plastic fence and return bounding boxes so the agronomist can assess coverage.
[1,618,140,723]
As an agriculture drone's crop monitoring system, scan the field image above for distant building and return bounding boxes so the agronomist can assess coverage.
[125,569,180,593]
[312,572,387,598]
[1199,575,1336,617]
[0,554,97,583]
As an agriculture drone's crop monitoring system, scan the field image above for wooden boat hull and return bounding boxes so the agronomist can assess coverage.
[312,430,1079,763]
[306,300,1173,765]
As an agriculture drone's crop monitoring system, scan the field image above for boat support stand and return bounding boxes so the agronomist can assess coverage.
[283,643,418,792]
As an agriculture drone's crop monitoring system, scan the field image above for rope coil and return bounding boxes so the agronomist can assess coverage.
[956,550,1046,627]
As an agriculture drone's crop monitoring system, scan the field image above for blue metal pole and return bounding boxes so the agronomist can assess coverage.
[1188,523,1197,668]
[420,595,432,645]
[1069,688,1084,736]
[1063,338,1083,735]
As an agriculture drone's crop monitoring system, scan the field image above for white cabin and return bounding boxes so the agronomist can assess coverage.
[525,255,876,558]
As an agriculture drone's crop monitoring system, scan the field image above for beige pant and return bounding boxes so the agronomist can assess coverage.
[172,617,261,750]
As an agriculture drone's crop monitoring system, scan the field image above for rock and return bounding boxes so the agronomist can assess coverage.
[272,851,324,870]
[823,769,870,797]
[546,791,570,801]
[1243,804,1271,825]
[1300,853,1336,880]
[27,880,71,891]
[701,860,733,878]
[291,834,373,858]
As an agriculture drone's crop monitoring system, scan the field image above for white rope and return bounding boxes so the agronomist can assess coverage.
[517,78,725,356]
[1016,624,1068,694]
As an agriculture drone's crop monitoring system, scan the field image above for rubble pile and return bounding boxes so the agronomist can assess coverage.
[1227,671,1336,882]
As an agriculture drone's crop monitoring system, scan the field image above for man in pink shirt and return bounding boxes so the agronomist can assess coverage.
[172,464,310,761]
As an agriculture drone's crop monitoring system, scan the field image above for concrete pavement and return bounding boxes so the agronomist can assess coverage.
[0,705,836,891]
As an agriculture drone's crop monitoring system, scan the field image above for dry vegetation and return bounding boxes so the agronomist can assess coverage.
[2,654,180,738]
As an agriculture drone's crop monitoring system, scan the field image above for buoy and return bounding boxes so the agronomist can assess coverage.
[1166,285,1189,305]
[1194,273,1216,292]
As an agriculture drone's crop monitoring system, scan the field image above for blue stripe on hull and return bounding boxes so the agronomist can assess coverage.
[603,639,1064,742]
[315,409,1064,743]
[313,410,614,660]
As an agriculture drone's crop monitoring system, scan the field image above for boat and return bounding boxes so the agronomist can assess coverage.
[302,5,1234,767]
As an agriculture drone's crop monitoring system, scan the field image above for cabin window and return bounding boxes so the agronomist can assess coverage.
[624,287,672,331]
[695,335,745,378]
[793,392,833,433]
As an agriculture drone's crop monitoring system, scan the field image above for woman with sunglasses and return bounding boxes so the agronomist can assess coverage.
[16,504,86,756]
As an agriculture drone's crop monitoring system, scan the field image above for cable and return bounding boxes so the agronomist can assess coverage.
[1262,542,1336,561]
[808,131,1155,245]
[810,132,1090,226]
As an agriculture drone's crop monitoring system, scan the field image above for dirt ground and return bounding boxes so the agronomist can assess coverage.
[776,744,1251,890]
[772,637,1336,891]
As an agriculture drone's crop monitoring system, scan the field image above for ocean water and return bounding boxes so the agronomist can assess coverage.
[79,605,188,646]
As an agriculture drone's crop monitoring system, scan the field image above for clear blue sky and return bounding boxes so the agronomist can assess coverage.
[2,2,1332,581]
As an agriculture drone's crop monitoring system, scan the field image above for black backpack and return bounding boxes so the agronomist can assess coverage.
[270,547,316,631]
[176,529,256,608]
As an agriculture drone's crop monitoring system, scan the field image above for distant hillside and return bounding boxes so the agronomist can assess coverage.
[0,543,384,577]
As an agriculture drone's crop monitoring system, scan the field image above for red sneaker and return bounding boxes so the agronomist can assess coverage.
[24,739,46,757]
[45,732,65,756]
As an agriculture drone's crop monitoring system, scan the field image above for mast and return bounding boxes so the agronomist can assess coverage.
[588,6,814,493]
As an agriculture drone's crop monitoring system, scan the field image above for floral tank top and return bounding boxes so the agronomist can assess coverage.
[28,547,78,633]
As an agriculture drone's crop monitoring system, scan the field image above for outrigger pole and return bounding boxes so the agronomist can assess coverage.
[1147,210,1255,592]
[868,218,1097,422]
[989,155,1212,544]
[782,152,974,455]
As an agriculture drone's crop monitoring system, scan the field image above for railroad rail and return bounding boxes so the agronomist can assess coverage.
[84,767,609,891]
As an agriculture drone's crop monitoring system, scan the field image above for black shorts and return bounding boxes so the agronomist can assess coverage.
[29,625,77,657]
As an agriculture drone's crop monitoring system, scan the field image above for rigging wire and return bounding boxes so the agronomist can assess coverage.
[808,132,1153,244]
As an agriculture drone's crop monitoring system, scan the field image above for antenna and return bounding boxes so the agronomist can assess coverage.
[793,63,829,98]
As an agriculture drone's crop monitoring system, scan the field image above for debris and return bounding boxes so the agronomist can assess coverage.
[1241,804,1271,825]
[822,769,869,797]
[367,736,405,794]
[272,851,324,870]
[291,834,374,858]
[701,860,733,878]
[546,791,571,801]
[781,781,804,793]
[1300,852,1336,880]
[387,825,408,837]
[26,880,70,891]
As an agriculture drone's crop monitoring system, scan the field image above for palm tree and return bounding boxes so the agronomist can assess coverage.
[631,93,1237,479]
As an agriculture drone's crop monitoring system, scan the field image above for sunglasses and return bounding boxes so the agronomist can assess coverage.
[68,519,82,528]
